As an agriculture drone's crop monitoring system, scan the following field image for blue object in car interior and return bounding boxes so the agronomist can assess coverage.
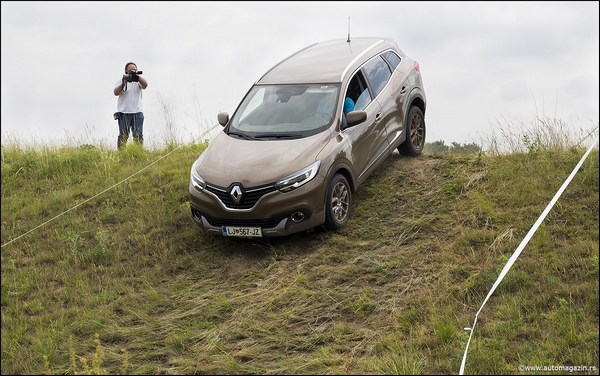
[343,97,355,114]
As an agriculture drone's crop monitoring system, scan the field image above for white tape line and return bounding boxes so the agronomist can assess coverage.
[459,135,599,375]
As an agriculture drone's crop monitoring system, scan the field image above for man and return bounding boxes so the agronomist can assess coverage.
[113,62,148,148]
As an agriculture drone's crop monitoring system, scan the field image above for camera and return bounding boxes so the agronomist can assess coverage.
[126,71,143,82]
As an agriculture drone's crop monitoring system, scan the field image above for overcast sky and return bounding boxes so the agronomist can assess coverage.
[1,1,598,149]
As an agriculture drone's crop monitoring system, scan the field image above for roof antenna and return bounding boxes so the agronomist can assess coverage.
[347,16,351,43]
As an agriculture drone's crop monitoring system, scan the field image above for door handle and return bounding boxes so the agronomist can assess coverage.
[400,85,408,95]
[374,113,382,123]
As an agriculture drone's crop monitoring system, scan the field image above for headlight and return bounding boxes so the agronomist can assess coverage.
[190,165,206,191]
[275,161,321,192]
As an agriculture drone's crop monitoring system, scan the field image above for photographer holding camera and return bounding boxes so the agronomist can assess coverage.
[113,62,148,149]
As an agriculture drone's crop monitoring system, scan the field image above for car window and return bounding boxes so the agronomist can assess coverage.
[354,89,371,111]
[230,84,340,137]
[362,55,392,98]
[382,51,402,71]
[345,71,371,111]
[237,87,269,123]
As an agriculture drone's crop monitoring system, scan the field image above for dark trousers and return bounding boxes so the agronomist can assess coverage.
[117,112,144,149]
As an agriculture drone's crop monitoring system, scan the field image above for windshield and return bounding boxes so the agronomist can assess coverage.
[228,84,340,139]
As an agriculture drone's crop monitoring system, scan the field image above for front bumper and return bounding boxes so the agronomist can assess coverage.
[188,176,327,237]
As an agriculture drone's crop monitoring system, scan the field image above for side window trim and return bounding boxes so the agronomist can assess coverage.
[381,49,402,71]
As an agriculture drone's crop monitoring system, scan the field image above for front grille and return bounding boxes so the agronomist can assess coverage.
[193,209,286,228]
[205,182,277,209]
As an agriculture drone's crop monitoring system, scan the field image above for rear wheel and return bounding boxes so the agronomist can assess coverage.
[398,106,426,156]
[324,174,351,230]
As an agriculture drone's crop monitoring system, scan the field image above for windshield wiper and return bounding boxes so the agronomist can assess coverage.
[252,133,302,140]
[227,131,253,140]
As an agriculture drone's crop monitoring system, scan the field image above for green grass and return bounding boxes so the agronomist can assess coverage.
[1,120,598,374]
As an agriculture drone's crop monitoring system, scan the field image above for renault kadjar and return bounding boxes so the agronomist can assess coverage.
[189,37,426,237]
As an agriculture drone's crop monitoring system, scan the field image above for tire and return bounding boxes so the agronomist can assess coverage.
[324,174,352,230]
[398,106,426,156]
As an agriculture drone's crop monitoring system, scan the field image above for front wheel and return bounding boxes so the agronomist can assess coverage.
[398,106,426,156]
[324,174,352,231]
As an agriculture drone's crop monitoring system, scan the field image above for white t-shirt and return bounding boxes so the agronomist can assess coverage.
[116,81,144,113]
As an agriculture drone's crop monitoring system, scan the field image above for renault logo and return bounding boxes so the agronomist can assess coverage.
[230,185,244,204]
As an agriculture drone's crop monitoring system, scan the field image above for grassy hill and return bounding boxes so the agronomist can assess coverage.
[1,128,598,374]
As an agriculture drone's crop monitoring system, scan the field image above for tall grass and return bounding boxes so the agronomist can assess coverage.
[484,115,597,155]
[1,117,598,374]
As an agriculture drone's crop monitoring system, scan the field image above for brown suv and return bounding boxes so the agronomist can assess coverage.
[189,37,426,237]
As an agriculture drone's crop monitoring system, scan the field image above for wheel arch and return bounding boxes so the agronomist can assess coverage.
[326,163,356,193]
[409,94,426,117]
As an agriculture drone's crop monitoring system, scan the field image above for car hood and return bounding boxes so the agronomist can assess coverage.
[195,130,332,187]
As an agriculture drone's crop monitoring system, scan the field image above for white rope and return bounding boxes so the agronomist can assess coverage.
[1,124,220,248]
[459,135,599,375]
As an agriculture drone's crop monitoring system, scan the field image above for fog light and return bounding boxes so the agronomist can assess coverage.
[291,211,305,223]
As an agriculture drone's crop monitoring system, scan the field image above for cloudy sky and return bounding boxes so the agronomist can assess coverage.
[1,1,598,149]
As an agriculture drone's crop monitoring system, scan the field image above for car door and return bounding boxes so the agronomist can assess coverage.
[376,50,409,147]
[341,70,386,182]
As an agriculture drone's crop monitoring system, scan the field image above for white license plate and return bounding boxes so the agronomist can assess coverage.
[222,226,263,237]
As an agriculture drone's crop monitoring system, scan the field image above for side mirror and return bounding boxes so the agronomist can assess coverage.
[217,112,229,126]
[345,110,367,128]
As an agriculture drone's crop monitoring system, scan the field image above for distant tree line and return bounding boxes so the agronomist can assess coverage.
[423,140,482,155]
